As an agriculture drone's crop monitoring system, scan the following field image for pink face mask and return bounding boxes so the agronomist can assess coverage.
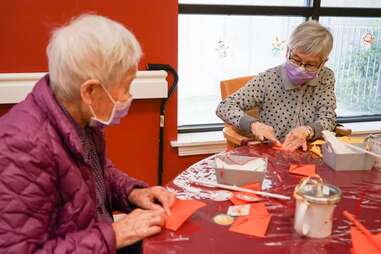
[110,97,133,125]
[89,85,133,127]
[284,61,319,86]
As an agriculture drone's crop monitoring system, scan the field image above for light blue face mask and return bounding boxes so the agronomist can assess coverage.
[89,85,133,127]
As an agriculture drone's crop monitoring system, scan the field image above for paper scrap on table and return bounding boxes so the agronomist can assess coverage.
[272,145,283,151]
[310,139,326,146]
[309,144,322,158]
[289,164,316,177]
[229,203,271,237]
[227,204,251,217]
[351,227,381,254]
[165,199,206,231]
[230,183,263,205]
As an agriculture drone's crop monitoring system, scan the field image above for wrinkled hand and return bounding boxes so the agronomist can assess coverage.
[251,122,281,146]
[112,209,166,249]
[282,126,309,151]
[128,186,176,215]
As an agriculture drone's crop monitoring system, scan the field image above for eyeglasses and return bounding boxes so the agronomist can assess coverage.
[288,50,326,72]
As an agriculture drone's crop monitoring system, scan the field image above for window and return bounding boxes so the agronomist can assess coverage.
[321,0,381,8]
[178,1,381,131]
[179,0,305,6]
[320,17,381,117]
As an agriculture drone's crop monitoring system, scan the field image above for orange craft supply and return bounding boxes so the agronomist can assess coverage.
[229,215,271,237]
[289,164,316,177]
[272,145,283,151]
[229,203,271,237]
[344,210,381,254]
[165,199,206,231]
[351,227,381,254]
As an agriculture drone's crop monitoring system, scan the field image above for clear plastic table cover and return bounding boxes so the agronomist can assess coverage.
[143,144,381,254]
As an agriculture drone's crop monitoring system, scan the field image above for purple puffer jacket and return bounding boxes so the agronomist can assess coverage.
[0,75,148,253]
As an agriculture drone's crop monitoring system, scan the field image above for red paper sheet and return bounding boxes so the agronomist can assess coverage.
[165,199,206,231]
[272,145,283,151]
[351,227,381,254]
[229,203,271,237]
[289,164,316,177]
[229,216,271,237]
[243,183,261,190]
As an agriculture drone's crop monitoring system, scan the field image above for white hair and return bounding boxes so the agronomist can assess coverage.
[47,14,142,100]
[288,20,333,59]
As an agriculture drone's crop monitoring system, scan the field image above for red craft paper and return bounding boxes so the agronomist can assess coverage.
[229,216,271,237]
[351,227,381,254]
[289,164,316,177]
[243,183,261,190]
[272,145,283,151]
[229,203,271,237]
[230,183,263,205]
[165,199,206,231]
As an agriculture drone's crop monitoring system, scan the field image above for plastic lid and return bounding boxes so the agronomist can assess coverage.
[294,175,341,205]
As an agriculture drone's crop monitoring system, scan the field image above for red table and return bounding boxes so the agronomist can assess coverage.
[143,144,381,254]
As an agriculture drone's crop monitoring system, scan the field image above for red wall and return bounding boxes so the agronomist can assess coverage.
[0,1,209,186]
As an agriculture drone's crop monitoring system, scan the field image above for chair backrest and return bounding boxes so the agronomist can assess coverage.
[220,76,254,100]
[220,75,259,118]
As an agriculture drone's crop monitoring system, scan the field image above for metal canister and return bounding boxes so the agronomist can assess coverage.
[293,175,342,238]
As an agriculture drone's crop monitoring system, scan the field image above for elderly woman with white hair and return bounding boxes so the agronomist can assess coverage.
[216,21,336,151]
[0,14,175,253]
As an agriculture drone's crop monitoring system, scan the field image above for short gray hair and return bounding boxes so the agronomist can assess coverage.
[47,14,142,100]
[288,20,333,59]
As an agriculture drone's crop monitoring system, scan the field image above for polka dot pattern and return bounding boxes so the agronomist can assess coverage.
[216,65,337,139]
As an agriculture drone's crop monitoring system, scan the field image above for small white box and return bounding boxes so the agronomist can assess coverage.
[322,143,375,171]
[214,153,267,186]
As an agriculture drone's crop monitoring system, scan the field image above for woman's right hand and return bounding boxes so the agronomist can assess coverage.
[112,209,167,249]
[251,122,281,146]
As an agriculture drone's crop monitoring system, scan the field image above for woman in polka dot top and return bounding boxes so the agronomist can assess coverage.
[216,21,336,152]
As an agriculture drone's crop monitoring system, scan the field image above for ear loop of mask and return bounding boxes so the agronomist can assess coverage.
[89,84,118,125]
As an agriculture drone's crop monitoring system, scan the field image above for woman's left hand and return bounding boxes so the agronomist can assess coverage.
[282,126,310,151]
[128,186,176,216]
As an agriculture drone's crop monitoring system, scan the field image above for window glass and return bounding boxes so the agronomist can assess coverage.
[321,0,381,8]
[180,0,305,6]
[320,17,381,117]
[178,15,304,125]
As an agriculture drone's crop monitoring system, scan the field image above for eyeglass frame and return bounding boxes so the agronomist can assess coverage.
[288,49,327,72]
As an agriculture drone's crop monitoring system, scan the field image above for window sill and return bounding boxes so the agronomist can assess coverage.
[341,121,381,136]
[171,121,381,156]
[170,131,227,156]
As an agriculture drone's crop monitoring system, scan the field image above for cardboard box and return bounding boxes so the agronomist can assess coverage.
[322,143,375,171]
[214,153,267,186]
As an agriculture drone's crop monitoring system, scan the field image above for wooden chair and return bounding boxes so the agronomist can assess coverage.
[220,76,352,148]
[220,76,257,149]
